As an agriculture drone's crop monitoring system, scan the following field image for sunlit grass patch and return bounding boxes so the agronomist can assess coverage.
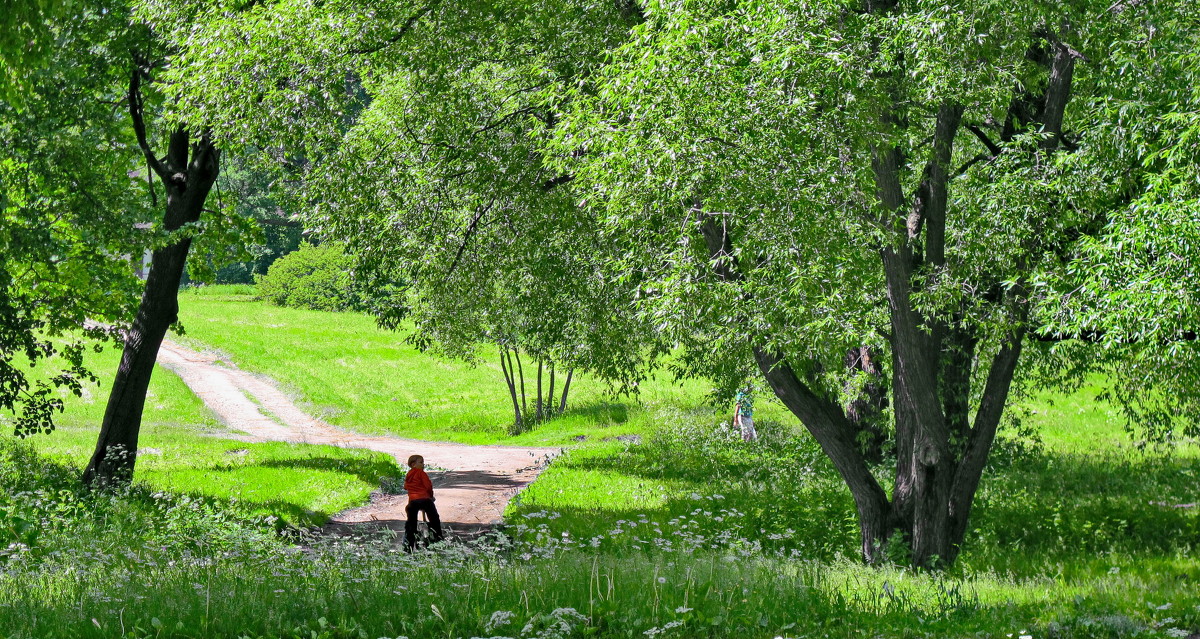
[4,340,402,527]
[172,293,799,446]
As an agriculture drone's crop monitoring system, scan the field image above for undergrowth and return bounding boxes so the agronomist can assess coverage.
[2,408,1198,639]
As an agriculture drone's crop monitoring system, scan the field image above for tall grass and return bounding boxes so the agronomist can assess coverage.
[1,290,1196,637]
[1,430,1196,639]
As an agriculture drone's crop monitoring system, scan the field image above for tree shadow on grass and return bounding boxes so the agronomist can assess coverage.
[965,450,1200,567]
[217,455,403,488]
[518,435,1200,570]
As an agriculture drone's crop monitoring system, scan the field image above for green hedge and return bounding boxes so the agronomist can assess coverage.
[254,242,360,311]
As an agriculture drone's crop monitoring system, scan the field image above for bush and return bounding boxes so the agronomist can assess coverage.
[254,242,360,311]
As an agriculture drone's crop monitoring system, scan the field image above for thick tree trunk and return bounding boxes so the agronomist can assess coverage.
[84,99,219,485]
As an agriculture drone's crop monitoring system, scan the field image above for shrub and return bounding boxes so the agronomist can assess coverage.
[254,242,360,311]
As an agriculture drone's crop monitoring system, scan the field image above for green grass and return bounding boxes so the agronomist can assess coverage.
[3,340,402,527]
[0,431,1196,639]
[1,288,1197,638]
[173,286,792,446]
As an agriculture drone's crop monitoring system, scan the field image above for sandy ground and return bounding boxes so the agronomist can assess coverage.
[156,338,558,538]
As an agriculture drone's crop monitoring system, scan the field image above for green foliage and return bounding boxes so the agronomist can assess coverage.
[135,0,660,407]
[254,242,360,312]
[0,0,74,105]
[0,1,153,436]
[210,156,303,284]
[1034,3,1200,439]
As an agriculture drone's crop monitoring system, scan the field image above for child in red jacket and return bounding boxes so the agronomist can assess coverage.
[404,454,444,550]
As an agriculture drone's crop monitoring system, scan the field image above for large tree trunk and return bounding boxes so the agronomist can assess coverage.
[84,71,219,486]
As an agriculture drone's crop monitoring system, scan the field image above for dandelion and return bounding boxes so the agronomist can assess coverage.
[657,576,666,584]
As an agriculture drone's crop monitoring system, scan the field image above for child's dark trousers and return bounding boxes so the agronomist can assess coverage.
[404,498,444,550]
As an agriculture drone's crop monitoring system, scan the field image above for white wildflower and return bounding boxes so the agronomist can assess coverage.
[485,610,515,632]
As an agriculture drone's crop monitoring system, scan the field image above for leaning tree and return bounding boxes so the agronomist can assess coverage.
[78,0,260,485]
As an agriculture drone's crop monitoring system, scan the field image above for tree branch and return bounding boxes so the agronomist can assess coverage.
[128,70,166,180]
[443,197,495,279]
[346,2,439,56]
[1039,41,1077,152]
[965,124,1001,157]
[540,174,573,192]
[917,102,963,268]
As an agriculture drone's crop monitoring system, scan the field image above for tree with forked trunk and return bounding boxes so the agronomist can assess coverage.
[83,66,220,486]
[551,0,1186,568]
[138,0,1196,567]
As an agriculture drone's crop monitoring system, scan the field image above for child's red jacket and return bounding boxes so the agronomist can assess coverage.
[404,468,433,501]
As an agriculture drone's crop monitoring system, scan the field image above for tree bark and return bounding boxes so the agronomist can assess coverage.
[844,346,888,463]
[84,74,219,485]
[547,362,556,417]
[515,349,527,418]
[500,346,523,432]
[754,348,895,562]
[535,358,544,421]
[699,215,894,562]
[558,369,573,414]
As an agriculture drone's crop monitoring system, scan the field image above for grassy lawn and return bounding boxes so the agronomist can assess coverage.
[1,287,1196,638]
[2,341,401,527]
[174,286,796,446]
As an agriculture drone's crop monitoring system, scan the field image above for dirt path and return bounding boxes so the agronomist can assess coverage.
[155,338,558,536]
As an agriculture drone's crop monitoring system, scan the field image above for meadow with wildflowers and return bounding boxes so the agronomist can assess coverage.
[0,293,1197,638]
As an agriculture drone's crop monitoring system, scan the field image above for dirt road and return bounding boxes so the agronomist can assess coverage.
[155,338,558,535]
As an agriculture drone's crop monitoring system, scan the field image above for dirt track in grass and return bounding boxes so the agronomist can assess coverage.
[156,338,558,537]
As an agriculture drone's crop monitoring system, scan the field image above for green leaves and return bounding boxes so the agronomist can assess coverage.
[0,0,153,435]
